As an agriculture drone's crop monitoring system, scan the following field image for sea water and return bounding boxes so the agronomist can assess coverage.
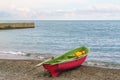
[0,20,120,67]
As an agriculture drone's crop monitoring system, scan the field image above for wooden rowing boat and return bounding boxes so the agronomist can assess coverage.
[42,46,89,77]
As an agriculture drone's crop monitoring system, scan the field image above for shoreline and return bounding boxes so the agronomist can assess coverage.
[0,59,120,80]
[0,52,120,69]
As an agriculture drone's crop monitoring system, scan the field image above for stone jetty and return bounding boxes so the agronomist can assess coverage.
[0,22,34,29]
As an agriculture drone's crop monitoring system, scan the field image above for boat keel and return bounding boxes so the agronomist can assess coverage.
[50,70,61,77]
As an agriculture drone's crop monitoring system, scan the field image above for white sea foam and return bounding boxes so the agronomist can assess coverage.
[0,50,47,60]
[85,60,120,69]
[0,51,26,56]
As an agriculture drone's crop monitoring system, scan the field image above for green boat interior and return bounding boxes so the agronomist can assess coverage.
[44,46,89,64]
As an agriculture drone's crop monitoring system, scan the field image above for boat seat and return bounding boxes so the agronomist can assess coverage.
[67,55,75,58]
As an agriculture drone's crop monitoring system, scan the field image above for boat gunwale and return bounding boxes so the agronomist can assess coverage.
[43,54,88,65]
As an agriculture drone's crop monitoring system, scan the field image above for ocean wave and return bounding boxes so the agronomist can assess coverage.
[0,50,50,60]
[85,60,120,69]
[0,51,26,56]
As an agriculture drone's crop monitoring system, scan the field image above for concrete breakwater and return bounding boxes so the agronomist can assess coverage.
[0,22,34,29]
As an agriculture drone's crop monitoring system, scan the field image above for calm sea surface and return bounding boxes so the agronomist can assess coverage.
[0,20,120,64]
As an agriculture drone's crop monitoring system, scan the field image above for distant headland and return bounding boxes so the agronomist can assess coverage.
[0,22,35,29]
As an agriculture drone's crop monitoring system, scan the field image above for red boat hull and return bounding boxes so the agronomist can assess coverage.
[43,56,87,77]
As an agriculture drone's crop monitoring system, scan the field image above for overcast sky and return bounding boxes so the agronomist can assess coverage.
[0,0,120,20]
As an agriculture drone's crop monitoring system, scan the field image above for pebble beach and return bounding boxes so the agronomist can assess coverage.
[0,59,120,80]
